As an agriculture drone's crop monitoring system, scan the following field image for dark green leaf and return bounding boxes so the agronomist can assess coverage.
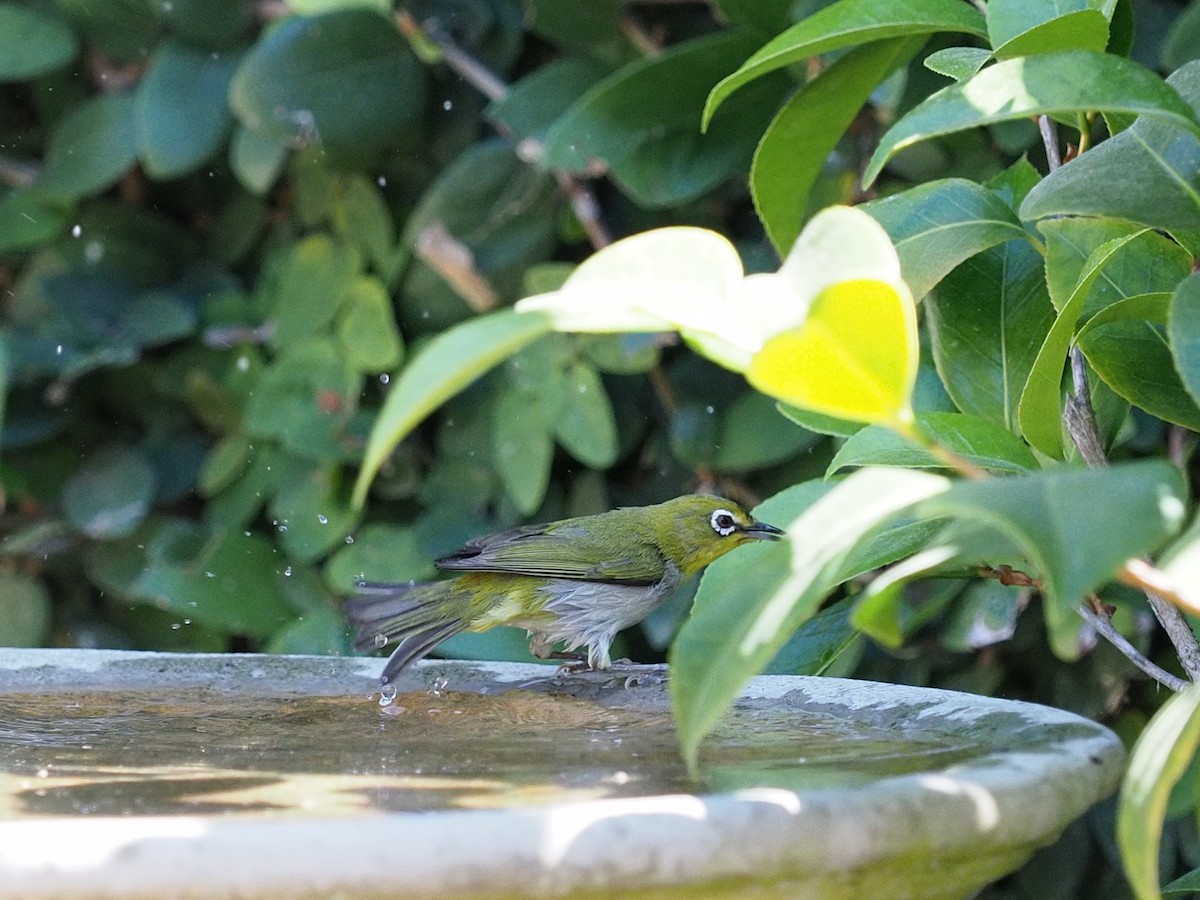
[230,126,289,195]
[715,391,821,473]
[921,461,1186,618]
[988,3,1109,58]
[866,51,1200,186]
[1171,273,1200,410]
[923,47,990,81]
[487,56,614,141]
[862,178,1032,301]
[703,0,986,125]
[265,608,352,655]
[940,580,1022,652]
[492,383,554,516]
[324,523,437,592]
[753,36,924,254]
[229,9,427,156]
[828,411,1037,475]
[34,93,137,202]
[763,596,861,675]
[61,446,157,539]
[0,574,51,646]
[198,432,253,497]
[269,463,358,562]
[87,519,294,637]
[0,4,76,81]
[543,31,787,208]
[0,191,66,251]
[136,43,239,178]
[1021,62,1200,228]
[926,239,1054,432]
[554,360,618,468]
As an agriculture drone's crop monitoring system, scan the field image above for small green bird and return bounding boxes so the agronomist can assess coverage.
[345,494,783,685]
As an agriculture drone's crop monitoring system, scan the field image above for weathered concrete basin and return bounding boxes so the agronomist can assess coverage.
[0,648,1123,898]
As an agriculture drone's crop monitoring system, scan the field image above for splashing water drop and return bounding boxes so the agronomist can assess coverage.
[317,514,328,525]
[378,684,398,707]
[429,676,449,697]
[283,566,293,577]
[373,633,388,648]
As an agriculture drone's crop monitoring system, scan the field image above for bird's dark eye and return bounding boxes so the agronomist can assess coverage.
[710,509,738,536]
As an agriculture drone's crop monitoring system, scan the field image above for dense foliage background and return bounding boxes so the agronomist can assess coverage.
[5,0,1200,895]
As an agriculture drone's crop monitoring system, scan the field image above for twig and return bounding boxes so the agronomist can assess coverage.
[1063,347,1108,468]
[395,10,612,250]
[1076,603,1188,692]
[1036,113,1200,684]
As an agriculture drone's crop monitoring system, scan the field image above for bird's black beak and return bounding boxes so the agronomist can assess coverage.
[742,521,785,541]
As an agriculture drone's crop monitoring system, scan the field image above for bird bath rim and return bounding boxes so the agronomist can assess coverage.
[0,648,1124,900]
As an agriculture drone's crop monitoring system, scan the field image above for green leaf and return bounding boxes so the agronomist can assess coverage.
[988,2,1110,58]
[198,432,253,497]
[136,43,239,179]
[487,56,613,142]
[827,411,1038,475]
[752,36,925,255]
[246,339,361,461]
[0,573,51,647]
[492,382,555,515]
[229,9,427,156]
[265,608,352,656]
[862,178,1033,301]
[554,360,618,469]
[269,234,362,349]
[671,469,950,769]
[0,4,76,81]
[331,175,395,276]
[703,0,986,127]
[543,30,786,208]
[324,523,436,592]
[1118,686,1200,900]
[1171,272,1200,411]
[1080,306,1200,432]
[921,461,1186,618]
[34,93,137,202]
[865,51,1200,186]
[352,310,553,507]
[714,391,821,473]
[926,239,1054,431]
[777,402,864,438]
[1021,61,1200,228]
[1165,868,1200,896]
[87,520,294,637]
[923,47,990,81]
[1164,3,1200,70]
[269,463,358,562]
[940,580,1022,652]
[1018,231,1148,458]
[0,190,66,251]
[61,447,157,539]
[230,125,290,195]
[336,275,403,372]
[763,596,861,675]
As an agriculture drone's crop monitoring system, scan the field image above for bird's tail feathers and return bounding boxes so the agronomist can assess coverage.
[345,581,469,684]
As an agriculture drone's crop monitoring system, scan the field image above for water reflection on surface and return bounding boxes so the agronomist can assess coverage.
[0,686,985,820]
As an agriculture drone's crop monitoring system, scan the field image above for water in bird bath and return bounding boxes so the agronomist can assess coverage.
[0,649,1123,899]
[0,685,987,820]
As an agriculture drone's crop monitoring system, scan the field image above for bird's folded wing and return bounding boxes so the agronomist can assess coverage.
[435,523,664,584]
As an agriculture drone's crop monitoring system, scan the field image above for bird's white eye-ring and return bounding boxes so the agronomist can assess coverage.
[711,509,738,537]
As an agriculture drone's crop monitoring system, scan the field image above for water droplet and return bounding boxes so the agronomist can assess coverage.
[377,176,387,187]
[379,373,390,385]
[379,684,397,707]
[317,514,328,525]
[344,535,355,544]
[84,240,104,264]
[70,225,81,238]
[170,622,181,630]
[705,405,715,414]
[429,676,449,696]
[236,355,250,372]
[442,99,453,111]
[204,571,215,578]
[277,523,287,533]
[373,633,388,648]
[283,566,293,576]
[55,345,62,356]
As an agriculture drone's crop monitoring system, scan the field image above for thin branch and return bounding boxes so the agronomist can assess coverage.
[1076,603,1188,692]
[1063,348,1108,468]
[395,10,612,250]
[1038,115,1062,172]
